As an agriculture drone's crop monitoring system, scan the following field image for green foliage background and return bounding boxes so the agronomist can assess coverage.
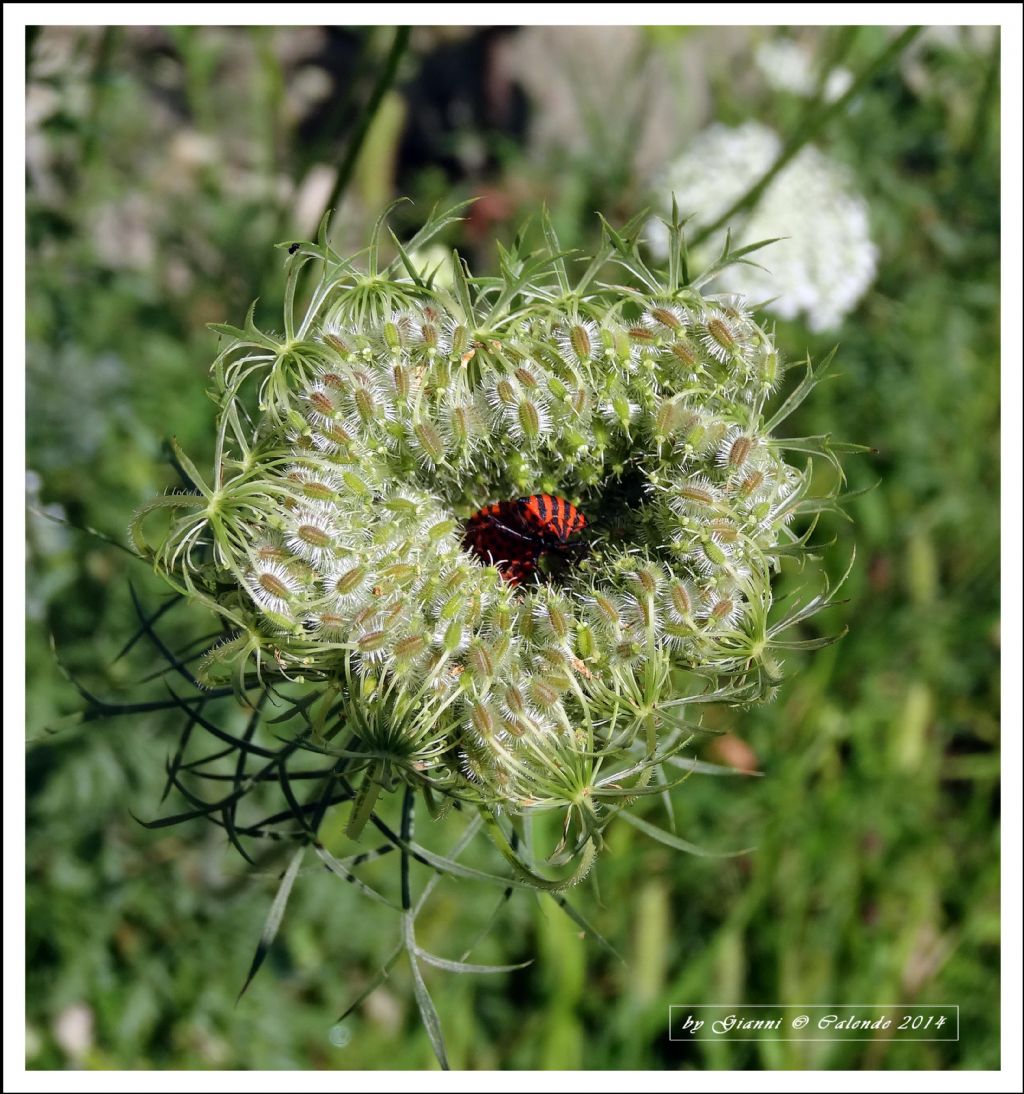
[26,25,1000,1070]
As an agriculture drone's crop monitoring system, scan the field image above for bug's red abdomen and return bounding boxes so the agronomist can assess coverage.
[462,495,586,586]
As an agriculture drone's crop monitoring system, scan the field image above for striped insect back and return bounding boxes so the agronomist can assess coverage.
[462,494,587,586]
[517,493,587,546]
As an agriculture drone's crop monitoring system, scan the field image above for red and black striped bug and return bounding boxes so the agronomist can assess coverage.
[462,494,587,587]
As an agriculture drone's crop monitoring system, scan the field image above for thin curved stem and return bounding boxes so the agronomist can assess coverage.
[320,26,411,225]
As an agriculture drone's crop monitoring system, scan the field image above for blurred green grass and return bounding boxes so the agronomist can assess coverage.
[25,25,999,1069]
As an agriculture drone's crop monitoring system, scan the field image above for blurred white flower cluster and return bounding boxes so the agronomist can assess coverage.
[649,121,878,332]
[755,37,853,102]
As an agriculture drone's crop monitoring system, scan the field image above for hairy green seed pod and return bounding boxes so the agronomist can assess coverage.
[394,633,427,661]
[709,598,735,623]
[383,320,402,350]
[591,593,621,628]
[302,480,336,503]
[501,714,527,739]
[708,519,739,543]
[427,519,458,542]
[670,340,698,367]
[504,684,527,718]
[450,324,469,359]
[380,563,418,585]
[706,317,736,353]
[443,619,464,653]
[384,495,420,516]
[517,399,542,440]
[545,601,571,641]
[448,405,471,447]
[737,469,768,498]
[546,375,568,401]
[576,623,596,661]
[472,700,495,740]
[495,378,517,406]
[258,572,292,600]
[297,523,331,549]
[726,434,754,469]
[701,538,729,567]
[467,642,495,680]
[342,472,371,496]
[309,389,335,418]
[627,324,656,344]
[654,396,689,439]
[320,369,347,391]
[357,629,389,653]
[334,564,367,595]
[354,385,378,424]
[679,482,717,508]
[650,306,682,330]
[413,421,446,466]
[670,581,693,617]
[530,677,560,710]
[569,323,591,360]
[392,363,412,401]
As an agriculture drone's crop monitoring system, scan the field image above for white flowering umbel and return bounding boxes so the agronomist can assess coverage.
[755,37,854,102]
[648,122,878,332]
[132,206,851,878]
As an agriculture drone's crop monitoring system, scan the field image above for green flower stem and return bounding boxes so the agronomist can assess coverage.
[320,26,411,225]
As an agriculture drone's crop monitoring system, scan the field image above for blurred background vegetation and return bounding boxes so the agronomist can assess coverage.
[25,24,1000,1069]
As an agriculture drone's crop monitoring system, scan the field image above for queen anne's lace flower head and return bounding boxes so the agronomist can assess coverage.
[648,121,878,332]
[132,208,850,865]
